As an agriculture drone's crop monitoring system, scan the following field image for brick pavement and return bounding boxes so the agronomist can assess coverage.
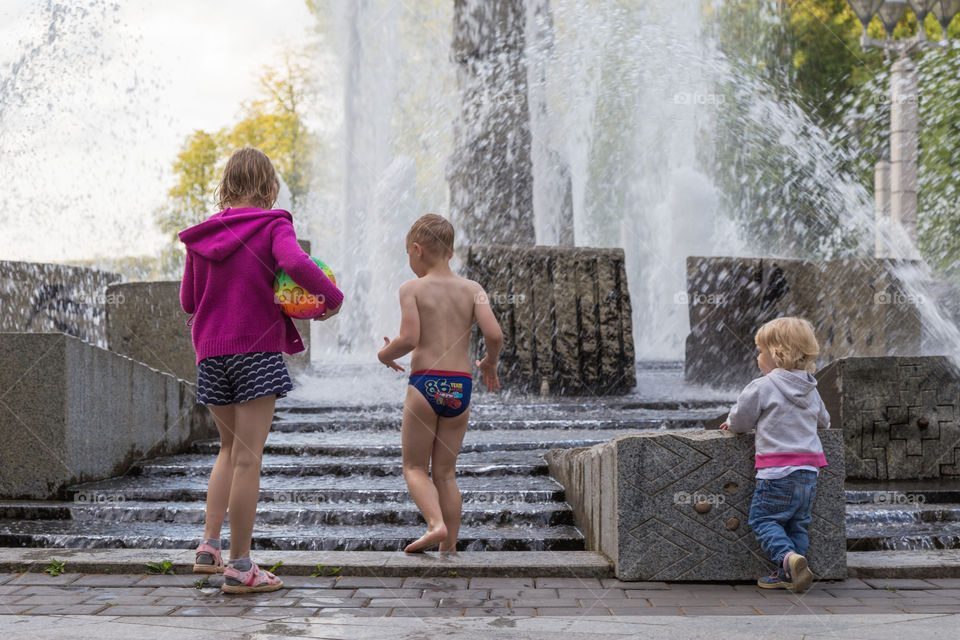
[2,573,960,618]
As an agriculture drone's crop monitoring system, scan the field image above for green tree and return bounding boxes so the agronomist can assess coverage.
[154,53,319,247]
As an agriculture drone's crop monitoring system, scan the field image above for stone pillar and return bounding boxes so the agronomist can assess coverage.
[889,57,919,259]
[465,244,635,395]
[874,158,890,259]
[449,0,536,245]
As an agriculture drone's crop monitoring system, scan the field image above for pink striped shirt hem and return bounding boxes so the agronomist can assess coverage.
[755,452,827,468]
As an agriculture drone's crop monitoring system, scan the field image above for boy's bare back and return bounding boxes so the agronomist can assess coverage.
[400,273,488,374]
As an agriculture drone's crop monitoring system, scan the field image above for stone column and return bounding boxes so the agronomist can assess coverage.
[874,158,890,259]
[449,0,536,245]
[889,57,919,258]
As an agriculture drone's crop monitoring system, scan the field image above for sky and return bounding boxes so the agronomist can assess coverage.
[0,0,318,263]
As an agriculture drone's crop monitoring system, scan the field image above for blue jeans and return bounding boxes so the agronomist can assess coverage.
[748,470,818,568]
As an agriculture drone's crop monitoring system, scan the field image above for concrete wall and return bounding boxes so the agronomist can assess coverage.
[0,332,216,500]
[0,260,122,348]
[685,256,922,388]
[546,429,847,581]
[465,244,635,395]
[817,355,960,480]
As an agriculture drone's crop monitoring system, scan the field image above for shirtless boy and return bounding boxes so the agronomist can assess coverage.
[377,214,503,553]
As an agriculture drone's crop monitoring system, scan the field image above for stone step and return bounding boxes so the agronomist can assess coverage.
[845,488,960,505]
[269,413,719,433]
[0,499,575,527]
[275,400,731,417]
[0,548,614,577]
[848,550,960,578]
[846,503,960,525]
[67,474,566,504]
[846,521,960,551]
[196,428,642,457]
[130,451,550,478]
[0,520,585,551]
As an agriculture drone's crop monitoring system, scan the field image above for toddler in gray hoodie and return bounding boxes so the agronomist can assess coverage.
[721,316,829,593]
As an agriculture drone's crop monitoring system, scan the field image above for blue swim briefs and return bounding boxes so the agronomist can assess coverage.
[408,369,472,418]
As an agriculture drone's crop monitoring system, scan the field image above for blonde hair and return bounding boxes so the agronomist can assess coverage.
[407,214,454,255]
[755,316,820,373]
[215,147,279,210]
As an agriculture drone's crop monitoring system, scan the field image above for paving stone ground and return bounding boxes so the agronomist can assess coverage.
[2,573,960,618]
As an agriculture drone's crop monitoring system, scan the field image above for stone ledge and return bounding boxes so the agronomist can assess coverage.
[848,551,960,579]
[0,549,613,578]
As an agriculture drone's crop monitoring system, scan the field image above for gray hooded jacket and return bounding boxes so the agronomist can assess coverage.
[726,368,829,470]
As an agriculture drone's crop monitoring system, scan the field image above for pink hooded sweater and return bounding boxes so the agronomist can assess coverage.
[178,207,343,364]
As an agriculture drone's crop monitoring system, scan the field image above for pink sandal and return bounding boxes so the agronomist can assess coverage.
[192,542,224,574]
[221,560,283,594]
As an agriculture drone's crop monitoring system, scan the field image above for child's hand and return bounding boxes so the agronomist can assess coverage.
[719,422,729,431]
[476,356,500,392]
[378,337,405,372]
[313,303,341,321]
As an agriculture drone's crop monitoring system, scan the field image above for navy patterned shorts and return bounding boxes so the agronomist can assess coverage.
[196,352,293,406]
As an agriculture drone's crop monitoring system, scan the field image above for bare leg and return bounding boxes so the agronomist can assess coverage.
[432,409,470,552]
[401,386,447,552]
[226,394,276,560]
[203,404,236,540]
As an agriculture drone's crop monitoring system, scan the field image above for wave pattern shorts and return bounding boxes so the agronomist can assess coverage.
[196,351,293,406]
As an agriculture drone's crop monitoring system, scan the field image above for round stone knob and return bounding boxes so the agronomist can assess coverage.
[918,417,929,429]
[726,517,740,530]
[694,500,712,514]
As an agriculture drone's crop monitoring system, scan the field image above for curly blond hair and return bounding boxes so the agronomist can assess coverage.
[755,316,820,373]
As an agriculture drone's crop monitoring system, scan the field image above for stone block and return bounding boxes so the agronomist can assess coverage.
[465,244,635,395]
[817,355,960,480]
[0,260,121,348]
[546,429,846,581]
[685,256,923,388]
[0,333,216,499]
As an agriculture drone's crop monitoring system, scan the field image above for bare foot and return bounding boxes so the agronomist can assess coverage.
[404,525,447,553]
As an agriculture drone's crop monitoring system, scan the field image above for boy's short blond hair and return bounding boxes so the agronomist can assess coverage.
[755,316,820,373]
[407,214,454,256]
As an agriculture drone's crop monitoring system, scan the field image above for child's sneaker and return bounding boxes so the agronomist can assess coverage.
[757,568,792,589]
[786,553,813,592]
[193,541,224,574]
[221,561,283,594]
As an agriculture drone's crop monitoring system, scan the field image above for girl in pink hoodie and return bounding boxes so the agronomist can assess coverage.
[178,148,343,593]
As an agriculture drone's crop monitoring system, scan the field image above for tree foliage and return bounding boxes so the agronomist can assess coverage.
[707,0,960,275]
[155,52,318,245]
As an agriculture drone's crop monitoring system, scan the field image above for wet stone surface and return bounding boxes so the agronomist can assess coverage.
[0,573,958,617]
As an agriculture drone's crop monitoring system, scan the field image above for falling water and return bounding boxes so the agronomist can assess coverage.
[313,0,960,369]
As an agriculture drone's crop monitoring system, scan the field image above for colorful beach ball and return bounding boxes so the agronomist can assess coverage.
[273,257,337,319]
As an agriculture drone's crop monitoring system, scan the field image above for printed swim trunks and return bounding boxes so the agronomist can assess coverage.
[408,369,472,418]
[196,351,293,405]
